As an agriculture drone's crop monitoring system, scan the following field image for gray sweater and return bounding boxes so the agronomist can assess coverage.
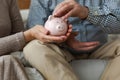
[0,0,26,55]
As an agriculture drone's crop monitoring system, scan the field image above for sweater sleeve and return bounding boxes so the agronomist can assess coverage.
[0,0,26,56]
[0,32,26,56]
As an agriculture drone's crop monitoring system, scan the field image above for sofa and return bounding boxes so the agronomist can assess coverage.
[20,9,120,80]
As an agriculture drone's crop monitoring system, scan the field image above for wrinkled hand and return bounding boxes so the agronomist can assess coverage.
[53,0,88,19]
[66,32,100,51]
[24,25,72,43]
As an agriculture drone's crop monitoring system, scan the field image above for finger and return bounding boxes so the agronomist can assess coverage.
[36,30,67,43]
[53,2,66,15]
[62,10,73,19]
[76,44,99,51]
[78,41,100,47]
[36,25,49,34]
[44,35,66,43]
[35,32,47,42]
[54,3,73,18]
[66,24,72,37]
[57,36,67,43]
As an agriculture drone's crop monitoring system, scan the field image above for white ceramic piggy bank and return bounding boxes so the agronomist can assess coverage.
[44,15,68,36]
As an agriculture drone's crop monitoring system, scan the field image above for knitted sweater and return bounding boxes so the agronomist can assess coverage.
[0,0,26,55]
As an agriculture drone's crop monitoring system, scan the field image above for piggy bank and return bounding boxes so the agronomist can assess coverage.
[44,15,68,36]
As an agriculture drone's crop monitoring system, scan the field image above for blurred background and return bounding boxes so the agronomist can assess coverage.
[17,0,30,9]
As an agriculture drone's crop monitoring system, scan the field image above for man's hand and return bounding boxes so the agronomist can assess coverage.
[53,0,88,19]
[66,32,100,51]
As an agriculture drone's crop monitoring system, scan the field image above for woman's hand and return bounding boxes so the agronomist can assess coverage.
[66,32,100,51]
[24,24,72,43]
[53,0,88,19]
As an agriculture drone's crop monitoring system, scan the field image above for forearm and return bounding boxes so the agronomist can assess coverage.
[87,7,120,34]
[0,32,25,55]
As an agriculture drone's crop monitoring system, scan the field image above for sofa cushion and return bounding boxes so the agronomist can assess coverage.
[71,60,108,80]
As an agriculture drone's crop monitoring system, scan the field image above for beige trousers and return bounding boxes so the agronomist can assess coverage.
[90,39,120,80]
[23,39,120,80]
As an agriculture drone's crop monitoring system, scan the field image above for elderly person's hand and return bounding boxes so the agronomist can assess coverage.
[24,24,72,44]
[66,32,100,52]
[53,0,89,19]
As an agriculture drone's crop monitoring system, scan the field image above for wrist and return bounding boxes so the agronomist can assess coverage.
[79,6,89,19]
[24,30,35,42]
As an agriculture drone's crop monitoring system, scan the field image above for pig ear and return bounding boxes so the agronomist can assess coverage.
[48,15,53,20]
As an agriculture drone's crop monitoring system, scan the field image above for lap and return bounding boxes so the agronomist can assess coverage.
[90,39,120,59]
[23,40,74,62]
[23,39,120,80]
